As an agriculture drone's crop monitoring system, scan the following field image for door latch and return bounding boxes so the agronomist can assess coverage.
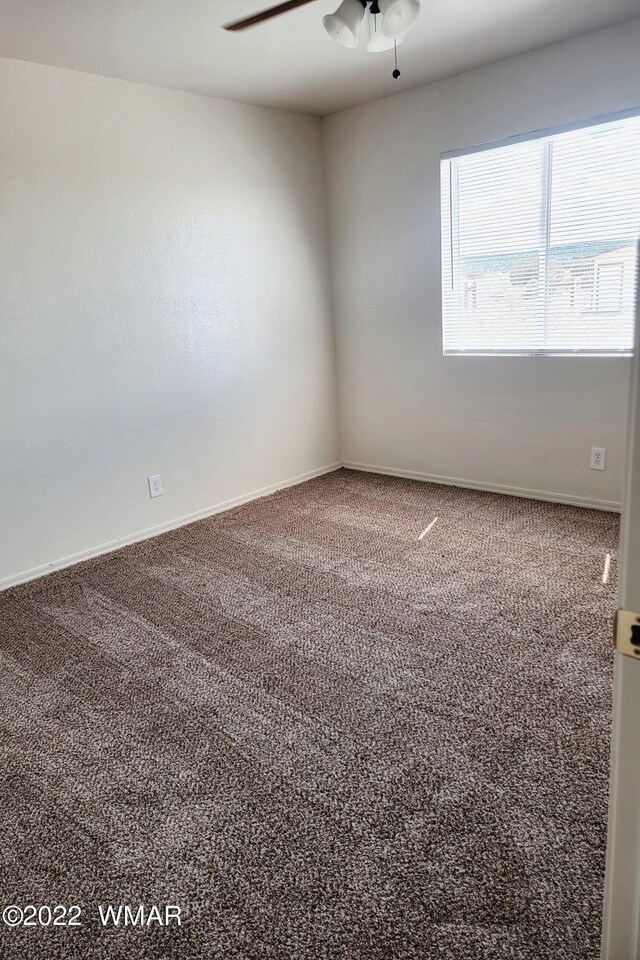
[614,609,640,659]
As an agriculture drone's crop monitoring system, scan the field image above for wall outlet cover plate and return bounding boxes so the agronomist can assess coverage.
[148,474,163,498]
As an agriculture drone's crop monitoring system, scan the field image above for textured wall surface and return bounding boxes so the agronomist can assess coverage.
[0,57,339,586]
[324,20,640,507]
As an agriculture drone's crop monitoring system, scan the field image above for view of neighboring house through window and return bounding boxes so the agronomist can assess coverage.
[441,113,640,355]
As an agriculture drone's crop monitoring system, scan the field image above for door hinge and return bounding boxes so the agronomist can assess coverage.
[614,609,640,659]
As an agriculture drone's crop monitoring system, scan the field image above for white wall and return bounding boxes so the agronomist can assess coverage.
[324,19,640,509]
[0,57,340,587]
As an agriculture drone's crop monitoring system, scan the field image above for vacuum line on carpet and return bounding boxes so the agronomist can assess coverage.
[418,517,439,541]
[602,552,612,584]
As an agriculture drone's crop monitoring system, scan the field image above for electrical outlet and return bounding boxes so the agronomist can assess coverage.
[590,447,606,471]
[148,474,163,498]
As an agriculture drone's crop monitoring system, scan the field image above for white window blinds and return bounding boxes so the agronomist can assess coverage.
[441,113,640,356]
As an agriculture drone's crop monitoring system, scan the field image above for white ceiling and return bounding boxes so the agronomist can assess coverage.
[0,0,638,115]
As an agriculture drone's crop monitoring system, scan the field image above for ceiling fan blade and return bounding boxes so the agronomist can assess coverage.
[224,0,318,31]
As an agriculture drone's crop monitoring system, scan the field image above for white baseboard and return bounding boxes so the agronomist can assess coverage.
[342,460,622,514]
[3,458,620,592]
[0,461,342,592]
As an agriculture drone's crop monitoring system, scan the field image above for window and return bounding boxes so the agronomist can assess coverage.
[441,113,640,356]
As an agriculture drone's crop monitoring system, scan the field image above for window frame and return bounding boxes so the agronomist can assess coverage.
[440,107,640,359]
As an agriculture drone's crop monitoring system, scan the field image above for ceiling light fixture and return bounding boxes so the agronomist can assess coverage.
[323,0,419,75]
[223,0,420,79]
[322,0,365,47]
[365,9,404,53]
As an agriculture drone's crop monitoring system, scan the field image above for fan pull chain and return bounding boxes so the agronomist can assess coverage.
[392,39,400,78]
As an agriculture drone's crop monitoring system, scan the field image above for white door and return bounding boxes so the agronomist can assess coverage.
[601,258,640,959]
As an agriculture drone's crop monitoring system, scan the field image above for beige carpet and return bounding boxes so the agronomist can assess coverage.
[0,469,618,959]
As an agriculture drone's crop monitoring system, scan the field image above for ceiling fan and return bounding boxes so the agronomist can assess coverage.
[223,0,421,77]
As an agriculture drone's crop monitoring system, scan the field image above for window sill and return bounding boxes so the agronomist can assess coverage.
[442,351,633,358]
